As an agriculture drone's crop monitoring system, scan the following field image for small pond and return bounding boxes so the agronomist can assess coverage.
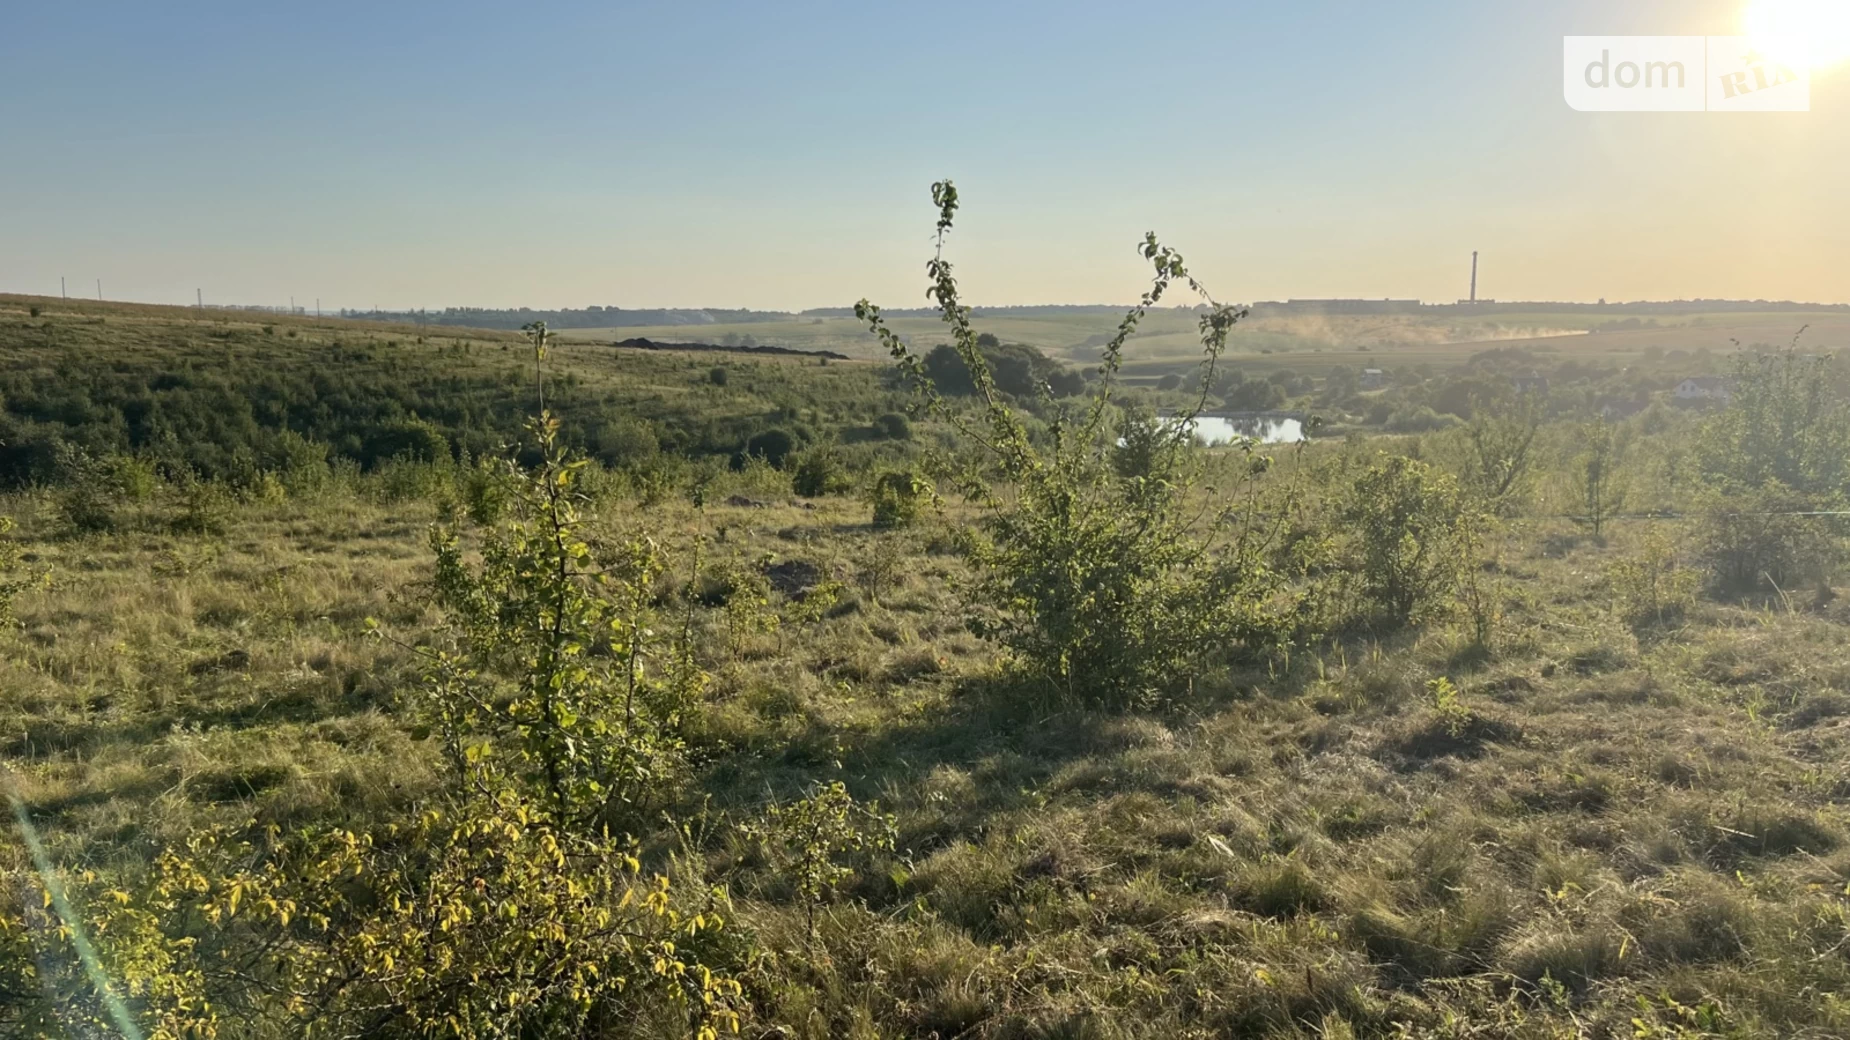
[1172,414,1306,445]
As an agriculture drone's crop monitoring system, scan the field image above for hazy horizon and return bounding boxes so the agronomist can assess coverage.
[5,0,1848,312]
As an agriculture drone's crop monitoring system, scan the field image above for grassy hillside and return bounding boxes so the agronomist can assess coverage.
[3,292,1850,1038]
[0,293,914,486]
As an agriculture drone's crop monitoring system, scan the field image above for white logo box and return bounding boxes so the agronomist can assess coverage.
[1564,36,1809,112]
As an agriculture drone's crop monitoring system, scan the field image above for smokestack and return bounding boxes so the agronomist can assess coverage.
[1470,251,1478,304]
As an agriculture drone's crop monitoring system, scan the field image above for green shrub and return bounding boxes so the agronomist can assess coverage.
[745,781,896,935]
[1459,388,1541,512]
[51,447,125,535]
[1610,530,1700,625]
[0,515,37,626]
[1696,484,1841,596]
[460,454,514,525]
[1573,416,1625,537]
[1339,455,1474,627]
[1698,347,1850,495]
[1385,406,1458,433]
[856,180,1293,705]
[170,478,232,536]
[872,412,912,440]
[1111,404,1168,479]
[792,445,846,497]
[744,428,796,468]
[709,365,729,386]
[41,797,745,1039]
[271,429,333,494]
[425,410,693,832]
[870,468,933,529]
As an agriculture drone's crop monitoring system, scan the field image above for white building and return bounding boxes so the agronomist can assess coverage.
[1674,376,1731,402]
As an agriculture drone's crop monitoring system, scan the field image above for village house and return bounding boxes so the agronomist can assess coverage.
[1674,376,1732,402]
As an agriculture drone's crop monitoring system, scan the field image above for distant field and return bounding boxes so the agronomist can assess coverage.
[555,311,1212,360]
[557,307,1850,381]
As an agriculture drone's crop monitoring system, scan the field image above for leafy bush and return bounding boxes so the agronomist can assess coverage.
[460,453,515,524]
[1111,404,1168,480]
[872,412,912,440]
[869,467,933,529]
[745,781,896,935]
[743,428,796,468]
[51,447,131,535]
[0,516,37,626]
[1698,347,1850,495]
[856,180,1294,706]
[1339,455,1475,627]
[1385,406,1458,434]
[709,365,729,386]
[923,339,1079,399]
[1459,388,1541,512]
[424,410,693,831]
[1610,530,1700,626]
[1573,416,1625,537]
[791,445,846,497]
[169,477,232,536]
[38,799,745,1039]
[1696,484,1841,596]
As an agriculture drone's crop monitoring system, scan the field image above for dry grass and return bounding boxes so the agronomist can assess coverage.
[5,478,1848,1037]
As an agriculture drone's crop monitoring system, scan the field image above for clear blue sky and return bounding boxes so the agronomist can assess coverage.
[3,0,1845,310]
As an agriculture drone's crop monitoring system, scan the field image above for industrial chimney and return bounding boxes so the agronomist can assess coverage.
[1470,251,1478,304]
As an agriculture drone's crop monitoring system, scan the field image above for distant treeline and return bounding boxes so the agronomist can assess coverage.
[346,299,1850,331]
[339,306,796,330]
[613,337,850,360]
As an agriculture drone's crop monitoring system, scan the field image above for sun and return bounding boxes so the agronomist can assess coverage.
[1744,0,1850,70]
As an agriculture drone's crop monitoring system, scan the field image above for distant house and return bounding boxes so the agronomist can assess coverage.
[1674,376,1731,402]
[1360,368,1387,389]
[1598,399,1646,421]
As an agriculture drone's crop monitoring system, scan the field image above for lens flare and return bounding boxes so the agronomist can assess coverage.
[1744,0,1850,69]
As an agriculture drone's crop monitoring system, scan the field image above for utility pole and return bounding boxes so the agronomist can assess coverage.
[197,288,203,308]
[315,298,321,318]
[96,279,102,301]
[1469,251,1478,304]
[61,277,66,299]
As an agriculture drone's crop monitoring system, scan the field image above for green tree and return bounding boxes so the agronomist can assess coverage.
[1698,346,1850,496]
[1460,387,1542,513]
[1340,455,1475,627]
[1575,416,1626,537]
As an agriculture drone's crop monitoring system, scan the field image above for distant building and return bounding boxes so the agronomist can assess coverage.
[1360,368,1388,389]
[1277,299,1423,315]
[1674,376,1731,402]
[1598,399,1646,420]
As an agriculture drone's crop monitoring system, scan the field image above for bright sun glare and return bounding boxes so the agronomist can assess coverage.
[1744,0,1850,69]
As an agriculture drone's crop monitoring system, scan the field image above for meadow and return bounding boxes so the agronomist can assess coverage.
[3,233,1850,1040]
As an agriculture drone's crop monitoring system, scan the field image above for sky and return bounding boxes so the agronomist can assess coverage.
[2,0,1847,311]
